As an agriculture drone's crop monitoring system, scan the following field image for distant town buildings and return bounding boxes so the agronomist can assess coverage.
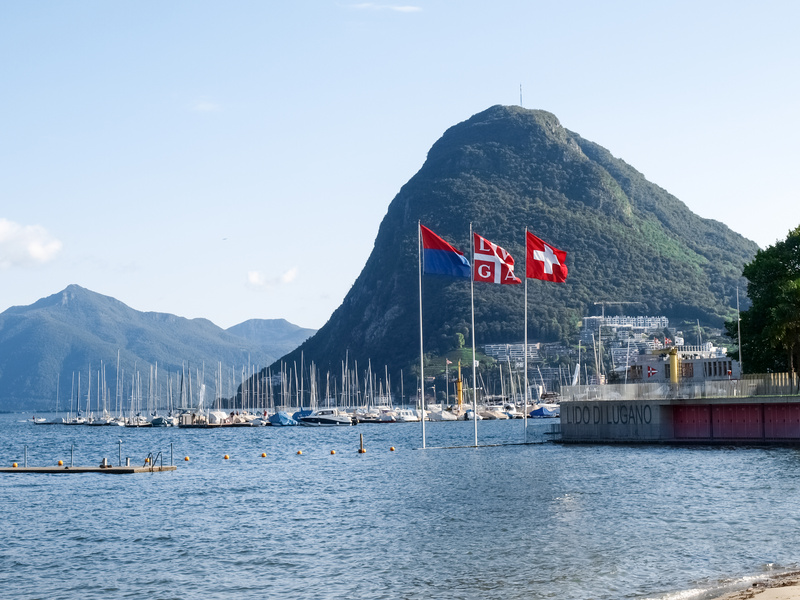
[483,343,540,366]
[482,314,736,389]
[581,315,669,342]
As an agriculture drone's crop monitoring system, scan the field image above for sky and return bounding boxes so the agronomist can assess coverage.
[2,1,799,330]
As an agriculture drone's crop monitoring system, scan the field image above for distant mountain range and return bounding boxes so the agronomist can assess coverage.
[0,285,315,411]
[271,105,758,383]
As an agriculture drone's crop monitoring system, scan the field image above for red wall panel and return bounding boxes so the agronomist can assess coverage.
[673,405,712,438]
[764,404,800,439]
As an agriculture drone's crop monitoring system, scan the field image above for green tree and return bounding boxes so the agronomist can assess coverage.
[454,332,465,350]
[765,278,800,372]
[728,226,800,373]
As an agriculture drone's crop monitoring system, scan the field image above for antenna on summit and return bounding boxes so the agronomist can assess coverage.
[519,84,523,107]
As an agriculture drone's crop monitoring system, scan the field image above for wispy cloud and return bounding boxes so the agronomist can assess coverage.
[247,267,298,289]
[191,101,222,113]
[0,218,62,269]
[348,3,422,12]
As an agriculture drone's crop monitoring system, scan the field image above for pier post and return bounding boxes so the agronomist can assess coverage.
[118,440,122,467]
[71,444,74,467]
[24,445,27,468]
[170,443,173,466]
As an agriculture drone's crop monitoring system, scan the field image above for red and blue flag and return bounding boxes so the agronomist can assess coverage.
[420,224,470,279]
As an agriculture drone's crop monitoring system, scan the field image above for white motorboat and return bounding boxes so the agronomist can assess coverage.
[463,409,483,421]
[377,410,397,423]
[298,408,355,426]
[394,408,420,422]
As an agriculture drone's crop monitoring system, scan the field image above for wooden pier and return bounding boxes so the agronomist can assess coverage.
[0,465,177,474]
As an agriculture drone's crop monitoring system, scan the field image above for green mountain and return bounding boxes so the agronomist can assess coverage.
[226,319,316,357]
[0,285,314,411]
[272,105,758,379]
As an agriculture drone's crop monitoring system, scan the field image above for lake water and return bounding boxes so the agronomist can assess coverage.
[1,413,799,600]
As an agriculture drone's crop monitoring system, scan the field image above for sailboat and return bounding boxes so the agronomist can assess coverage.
[34,374,63,424]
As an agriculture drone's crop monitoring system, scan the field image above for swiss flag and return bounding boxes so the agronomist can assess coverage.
[526,231,568,283]
[473,233,521,285]
[647,366,657,378]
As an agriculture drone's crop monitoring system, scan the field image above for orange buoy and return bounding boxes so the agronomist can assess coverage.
[12,463,17,468]
[184,456,190,461]
[390,447,395,452]
[145,457,150,463]
[224,454,229,460]
[297,450,302,455]
[58,460,64,466]
[330,450,336,455]
[261,452,266,458]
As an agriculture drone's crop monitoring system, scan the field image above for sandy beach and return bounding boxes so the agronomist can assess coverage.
[716,572,800,600]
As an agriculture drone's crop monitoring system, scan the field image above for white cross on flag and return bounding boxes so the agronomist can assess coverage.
[526,231,568,283]
[472,233,521,285]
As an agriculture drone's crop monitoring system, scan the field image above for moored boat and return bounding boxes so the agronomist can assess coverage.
[530,403,560,418]
[428,409,458,421]
[298,408,355,426]
[268,411,298,426]
[394,408,420,422]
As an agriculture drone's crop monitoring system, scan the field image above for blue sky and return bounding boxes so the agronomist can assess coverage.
[2,1,799,329]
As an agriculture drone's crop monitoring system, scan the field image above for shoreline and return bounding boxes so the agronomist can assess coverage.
[712,571,800,600]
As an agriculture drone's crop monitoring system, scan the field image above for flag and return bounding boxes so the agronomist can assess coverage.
[647,366,657,378]
[446,359,452,365]
[473,233,521,285]
[420,224,470,279]
[526,231,568,282]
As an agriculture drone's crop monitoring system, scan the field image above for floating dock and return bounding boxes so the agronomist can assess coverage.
[0,464,177,474]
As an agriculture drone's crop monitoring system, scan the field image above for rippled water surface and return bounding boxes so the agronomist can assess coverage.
[2,414,800,600]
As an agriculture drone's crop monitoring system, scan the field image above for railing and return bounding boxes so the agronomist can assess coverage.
[560,374,800,402]
[743,372,800,396]
[143,451,163,470]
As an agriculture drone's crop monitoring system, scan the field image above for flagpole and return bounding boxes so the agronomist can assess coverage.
[736,286,743,374]
[470,222,478,447]
[523,228,528,442]
[418,221,426,449]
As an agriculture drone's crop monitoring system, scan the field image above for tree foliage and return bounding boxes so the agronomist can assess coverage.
[728,227,800,373]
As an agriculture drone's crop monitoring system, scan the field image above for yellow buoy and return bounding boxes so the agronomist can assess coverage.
[58,460,64,466]
[330,450,336,455]
[261,452,266,458]
[390,447,395,452]
[297,450,303,455]
[12,463,17,468]
[224,454,229,460]
[358,448,366,454]
[184,456,190,461]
